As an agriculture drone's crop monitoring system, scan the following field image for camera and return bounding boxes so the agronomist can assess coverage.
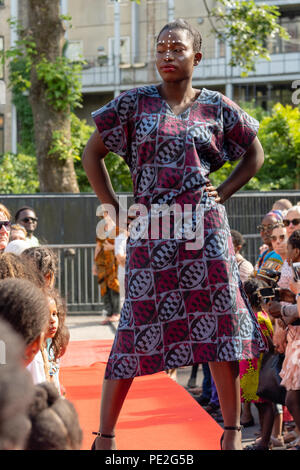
[255,268,281,303]
[256,286,280,302]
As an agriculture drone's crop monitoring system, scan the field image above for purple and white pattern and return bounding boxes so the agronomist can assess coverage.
[92,86,266,379]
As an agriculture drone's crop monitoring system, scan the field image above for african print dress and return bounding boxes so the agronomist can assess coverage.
[92,86,267,380]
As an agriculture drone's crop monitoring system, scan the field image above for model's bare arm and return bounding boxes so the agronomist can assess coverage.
[217,137,264,203]
[82,130,119,212]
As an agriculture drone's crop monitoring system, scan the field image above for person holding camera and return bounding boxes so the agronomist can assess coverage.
[267,230,300,450]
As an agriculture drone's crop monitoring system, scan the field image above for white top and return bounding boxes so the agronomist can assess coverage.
[115,232,127,276]
[26,350,46,384]
[25,235,40,247]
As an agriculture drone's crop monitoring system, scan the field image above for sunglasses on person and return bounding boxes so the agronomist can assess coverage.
[270,234,286,242]
[257,224,276,232]
[0,221,11,231]
[21,217,38,223]
[283,218,300,227]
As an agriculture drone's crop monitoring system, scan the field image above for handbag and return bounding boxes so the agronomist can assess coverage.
[257,352,286,405]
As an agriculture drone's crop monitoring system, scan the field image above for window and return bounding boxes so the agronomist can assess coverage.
[270,10,300,54]
[64,40,83,62]
[0,114,4,155]
[108,37,130,65]
[0,1,4,7]
[0,37,3,80]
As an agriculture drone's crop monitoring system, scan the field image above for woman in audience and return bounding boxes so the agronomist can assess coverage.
[254,211,283,275]
[0,204,11,253]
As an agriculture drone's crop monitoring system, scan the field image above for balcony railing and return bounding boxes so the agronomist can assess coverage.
[81,50,300,91]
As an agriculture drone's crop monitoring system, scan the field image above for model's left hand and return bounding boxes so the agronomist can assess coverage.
[205,182,222,203]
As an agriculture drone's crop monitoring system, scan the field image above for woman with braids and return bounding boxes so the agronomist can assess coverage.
[82,19,266,450]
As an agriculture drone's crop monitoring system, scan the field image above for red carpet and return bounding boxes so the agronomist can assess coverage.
[60,340,222,450]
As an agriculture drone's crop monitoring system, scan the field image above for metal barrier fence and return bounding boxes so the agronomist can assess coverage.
[49,234,262,314]
[49,244,103,315]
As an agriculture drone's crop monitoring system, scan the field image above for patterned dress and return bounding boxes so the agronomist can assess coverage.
[92,86,267,380]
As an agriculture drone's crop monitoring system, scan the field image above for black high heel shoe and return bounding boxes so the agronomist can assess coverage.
[91,432,115,450]
[220,426,242,450]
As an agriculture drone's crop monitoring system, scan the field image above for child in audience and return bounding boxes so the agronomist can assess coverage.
[0,318,34,450]
[26,382,82,450]
[22,246,58,288]
[0,278,49,367]
[44,289,68,394]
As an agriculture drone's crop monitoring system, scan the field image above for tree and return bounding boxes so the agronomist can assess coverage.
[204,0,289,76]
[210,103,300,190]
[4,1,82,192]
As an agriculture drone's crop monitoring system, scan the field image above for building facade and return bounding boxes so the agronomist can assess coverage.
[1,0,300,151]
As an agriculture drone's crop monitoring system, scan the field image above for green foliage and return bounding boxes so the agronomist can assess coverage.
[210,0,289,76]
[104,152,133,194]
[35,57,84,112]
[0,153,39,194]
[70,113,132,193]
[210,103,300,190]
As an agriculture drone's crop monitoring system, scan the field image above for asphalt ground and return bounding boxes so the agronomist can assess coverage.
[66,313,291,451]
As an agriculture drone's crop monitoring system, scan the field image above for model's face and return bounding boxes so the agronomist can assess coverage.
[0,211,11,250]
[156,29,201,82]
[270,226,287,257]
[16,209,38,234]
[283,210,300,237]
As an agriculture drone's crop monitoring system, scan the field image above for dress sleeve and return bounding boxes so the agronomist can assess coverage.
[221,94,259,162]
[91,88,137,161]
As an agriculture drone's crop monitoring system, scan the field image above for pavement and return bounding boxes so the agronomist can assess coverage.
[66,313,290,451]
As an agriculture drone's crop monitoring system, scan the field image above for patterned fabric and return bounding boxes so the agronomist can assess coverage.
[92,86,267,380]
[240,310,273,403]
[254,249,283,275]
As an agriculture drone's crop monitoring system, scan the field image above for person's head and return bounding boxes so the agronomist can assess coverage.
[230,229,245,255]
[4,239,31,256]
[10,223,27,242]
[283,205,300,238]
[243,278,266,312]
[287,229,300,264]
[257,210,283,247]
[0,319,34,450]
[156,19,202,83]
[26,382,82,450]
[0,252,44,287]
[0,204,11,252]
[15,206,38,236]
[272,199,292,212]
[22,246,58,288]
[0,278,50,366]
[45,289,67,362]
[270,224,288,260]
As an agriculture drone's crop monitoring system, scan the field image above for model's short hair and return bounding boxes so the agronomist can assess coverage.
[157,18,202,52]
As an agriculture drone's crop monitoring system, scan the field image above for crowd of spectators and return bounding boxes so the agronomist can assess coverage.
[1,198,300,450]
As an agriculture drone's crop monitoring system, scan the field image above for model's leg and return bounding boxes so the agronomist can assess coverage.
[209,361,242,450]
[94,377,134,450]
